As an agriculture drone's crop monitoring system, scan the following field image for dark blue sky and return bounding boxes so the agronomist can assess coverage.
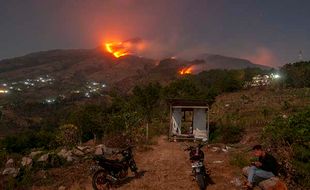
[0,0,309,66]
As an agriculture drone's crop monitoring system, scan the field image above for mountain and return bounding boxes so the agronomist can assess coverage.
[196,53,270,70]
[0,48,270,96]
[0,48,155,84]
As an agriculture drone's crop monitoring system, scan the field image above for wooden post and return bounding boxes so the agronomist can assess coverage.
[146,122,149,142]
[207,107,210,142]
[169,105,172,141]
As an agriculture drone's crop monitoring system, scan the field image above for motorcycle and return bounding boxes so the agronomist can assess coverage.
[184,143,209,190]
[90,146,138,190]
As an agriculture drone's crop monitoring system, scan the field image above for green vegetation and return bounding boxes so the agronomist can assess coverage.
[262,107,310,188]
[56,124,79,147]
[229,152,250,168]
[281,61,310,88]
[1,130,57,153]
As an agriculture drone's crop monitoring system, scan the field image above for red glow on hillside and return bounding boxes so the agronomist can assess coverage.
[105,42,129,58]
[179,66,193,75]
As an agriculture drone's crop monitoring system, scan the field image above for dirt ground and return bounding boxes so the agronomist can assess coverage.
[32,136,246,190]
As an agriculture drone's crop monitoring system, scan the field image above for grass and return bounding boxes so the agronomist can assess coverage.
[229,152,250,168]
[210,88,310,141]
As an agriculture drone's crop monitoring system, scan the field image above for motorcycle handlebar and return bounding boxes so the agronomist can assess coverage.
[184,143,205,151]
[112,145,135,154]
[184,146,194,151]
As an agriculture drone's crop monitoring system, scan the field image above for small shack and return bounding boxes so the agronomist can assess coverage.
[168,99,209,141]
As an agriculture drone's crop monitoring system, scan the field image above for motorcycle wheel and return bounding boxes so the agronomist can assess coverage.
[92,169,111,190]
[196,174,206,190]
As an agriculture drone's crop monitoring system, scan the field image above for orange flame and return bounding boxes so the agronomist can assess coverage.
[105,42,129,58]
[179,66,193,75]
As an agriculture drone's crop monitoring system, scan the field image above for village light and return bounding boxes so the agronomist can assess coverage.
[85,92,91,98]
[272,74,281,79]
[45,98,56,104]
[0,89,9,94]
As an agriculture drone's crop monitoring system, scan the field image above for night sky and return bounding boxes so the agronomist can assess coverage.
[0,0,309,67]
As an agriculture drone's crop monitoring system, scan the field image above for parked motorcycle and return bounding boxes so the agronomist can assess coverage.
[90,146,138,190]
[184,143,209,190]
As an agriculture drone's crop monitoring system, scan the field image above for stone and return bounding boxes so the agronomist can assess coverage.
[2,167,20,177]
[38,153,49,162]
[77,146,86,151]
[57,148,73,158]
[21,157,32,167]
[258,177,288,190]
[5,158,14,167]
[212,160,224,164]
[230,177,242,187]
[66,156,73,162]
[29,151,43,158]
[94,147,103,155]
[95,144,106,155]
[72,148,84,156]
[36,170,47,179]
[210,147,220,152]
[84,146,95,153]
[58,185,66,190]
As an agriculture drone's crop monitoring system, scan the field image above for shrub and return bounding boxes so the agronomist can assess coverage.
[209,122,244,144]
[0,130,56,153]
[262,107,310,188]
[0,149,8,168]
[56,124,80,147]
[229,152,250,168]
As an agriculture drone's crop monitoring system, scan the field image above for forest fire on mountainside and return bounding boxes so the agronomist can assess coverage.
[179,66,193,75]
[105,42,129,58]
[104,38,144,58]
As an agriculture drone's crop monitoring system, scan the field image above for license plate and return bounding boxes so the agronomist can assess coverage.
[191,162,203,168]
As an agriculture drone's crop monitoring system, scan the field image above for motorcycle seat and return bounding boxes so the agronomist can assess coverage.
[101,158,123,167]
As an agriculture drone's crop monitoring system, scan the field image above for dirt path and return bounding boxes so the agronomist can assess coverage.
[116,136,242,190]
[34,136,244,190]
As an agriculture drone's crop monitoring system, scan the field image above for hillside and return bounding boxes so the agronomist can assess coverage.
[197,54,270,70]
[0,49,269,95]
[210,87,310,144]
[0,49,156,85]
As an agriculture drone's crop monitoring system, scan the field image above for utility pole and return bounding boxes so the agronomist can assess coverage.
[298,50,303,61]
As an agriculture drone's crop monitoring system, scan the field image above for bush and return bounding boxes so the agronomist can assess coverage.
[210,122,244,144]
[229,152,250,168]
[0,130,56,153]
[0,149,8,168]
[262,107,310,188]
[56,124,80,147]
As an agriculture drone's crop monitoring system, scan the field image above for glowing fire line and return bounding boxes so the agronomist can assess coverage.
[105,42,129,58]
[179,66,193,75]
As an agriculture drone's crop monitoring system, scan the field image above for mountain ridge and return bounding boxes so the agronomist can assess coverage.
[0,48,271,89]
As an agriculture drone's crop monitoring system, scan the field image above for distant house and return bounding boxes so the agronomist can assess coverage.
[168,99,209,141]
[244,73,281,88]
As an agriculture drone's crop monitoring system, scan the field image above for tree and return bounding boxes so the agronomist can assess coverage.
[262,107,310,188]
[132,82,162,141]
[66,105,106,142]
[56,124,79,147]
[281,61,310,88]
